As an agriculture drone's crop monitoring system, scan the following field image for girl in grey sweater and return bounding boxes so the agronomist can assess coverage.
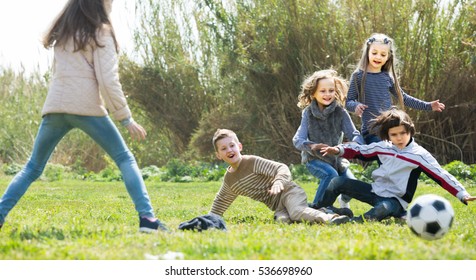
[293,70,361,210]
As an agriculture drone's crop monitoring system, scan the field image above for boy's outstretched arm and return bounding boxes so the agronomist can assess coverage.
[463,195,476,203]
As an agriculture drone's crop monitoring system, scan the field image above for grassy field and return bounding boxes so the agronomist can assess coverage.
[0,177,475,260]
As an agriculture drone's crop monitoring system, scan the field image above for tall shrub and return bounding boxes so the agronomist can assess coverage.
[126,0,476,164]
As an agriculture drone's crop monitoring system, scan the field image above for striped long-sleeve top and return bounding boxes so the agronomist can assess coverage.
[210,155,293,216]
[346,70,432,135]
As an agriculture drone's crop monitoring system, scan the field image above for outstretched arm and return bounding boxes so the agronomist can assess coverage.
[419,150,471,204]
[430,99,445,112]
[463,195,476,203]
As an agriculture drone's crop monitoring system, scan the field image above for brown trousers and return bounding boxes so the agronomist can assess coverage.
[274,183,336,224]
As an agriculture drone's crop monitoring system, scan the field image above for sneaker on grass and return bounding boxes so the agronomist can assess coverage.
[139,217,168,233]
[308,203,354,218]
[329,215,351,225]
[327,206,354,218]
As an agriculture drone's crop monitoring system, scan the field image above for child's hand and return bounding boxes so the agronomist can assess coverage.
[269,181,284,195]
[126,121,147,141]
[431,99,445,112]
[309,143,328,151]
[355,103,368,117]
[320,146,339,157]
[463,195,476,203]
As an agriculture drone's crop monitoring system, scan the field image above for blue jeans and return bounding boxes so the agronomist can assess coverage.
[306,159,355,205]
[0,114,155,225]
[363,133,381,145]
[317,177,405,221]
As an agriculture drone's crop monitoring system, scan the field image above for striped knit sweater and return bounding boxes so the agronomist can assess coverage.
[346,70,432,135]
[210,155,293,216]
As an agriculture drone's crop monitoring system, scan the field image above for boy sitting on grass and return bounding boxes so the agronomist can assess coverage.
[317,107,475,222]
[209,128,350,225]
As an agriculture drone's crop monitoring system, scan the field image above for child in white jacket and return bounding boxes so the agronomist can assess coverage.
[318,107,475,222]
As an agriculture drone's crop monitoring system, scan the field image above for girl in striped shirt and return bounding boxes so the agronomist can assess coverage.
[346,33,445,144]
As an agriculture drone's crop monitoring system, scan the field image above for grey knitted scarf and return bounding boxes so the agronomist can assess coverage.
[306,99,348,172]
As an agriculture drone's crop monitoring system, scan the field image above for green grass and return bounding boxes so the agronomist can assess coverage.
[0,177,475,260]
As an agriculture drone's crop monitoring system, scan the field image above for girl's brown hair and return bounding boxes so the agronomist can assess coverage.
[43,0,118,52]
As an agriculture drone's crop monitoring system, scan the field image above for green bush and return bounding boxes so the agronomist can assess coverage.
[158,159,227,182]
[70,159,89,177]
[443,160,472,180]
[141,165,163,180]
[2,158,474,185]
[42,164,69,182]
[2,163,23,176]
[290,161,378,184]
[470,164,476,180]
[80,167,122,182]
[196,163,227,182]
[289,164,314,182]
[349,162,379,183]
[128,0,475,166]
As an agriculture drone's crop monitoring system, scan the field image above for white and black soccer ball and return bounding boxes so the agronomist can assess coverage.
[406,194,454,240]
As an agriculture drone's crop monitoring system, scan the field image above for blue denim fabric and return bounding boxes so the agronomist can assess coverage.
[0,114,154,224]
[305,159,355,205]
[317,177,405,221]
[363,133,381,145]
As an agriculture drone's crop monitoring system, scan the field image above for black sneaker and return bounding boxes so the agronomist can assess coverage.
[139,217,168,233]
[329,215,351,225]
[350,215,365,223]
[327,206,354,218]
[308,203,327,211]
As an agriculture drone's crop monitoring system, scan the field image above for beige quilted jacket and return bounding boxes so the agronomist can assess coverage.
[42,28,131,121]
